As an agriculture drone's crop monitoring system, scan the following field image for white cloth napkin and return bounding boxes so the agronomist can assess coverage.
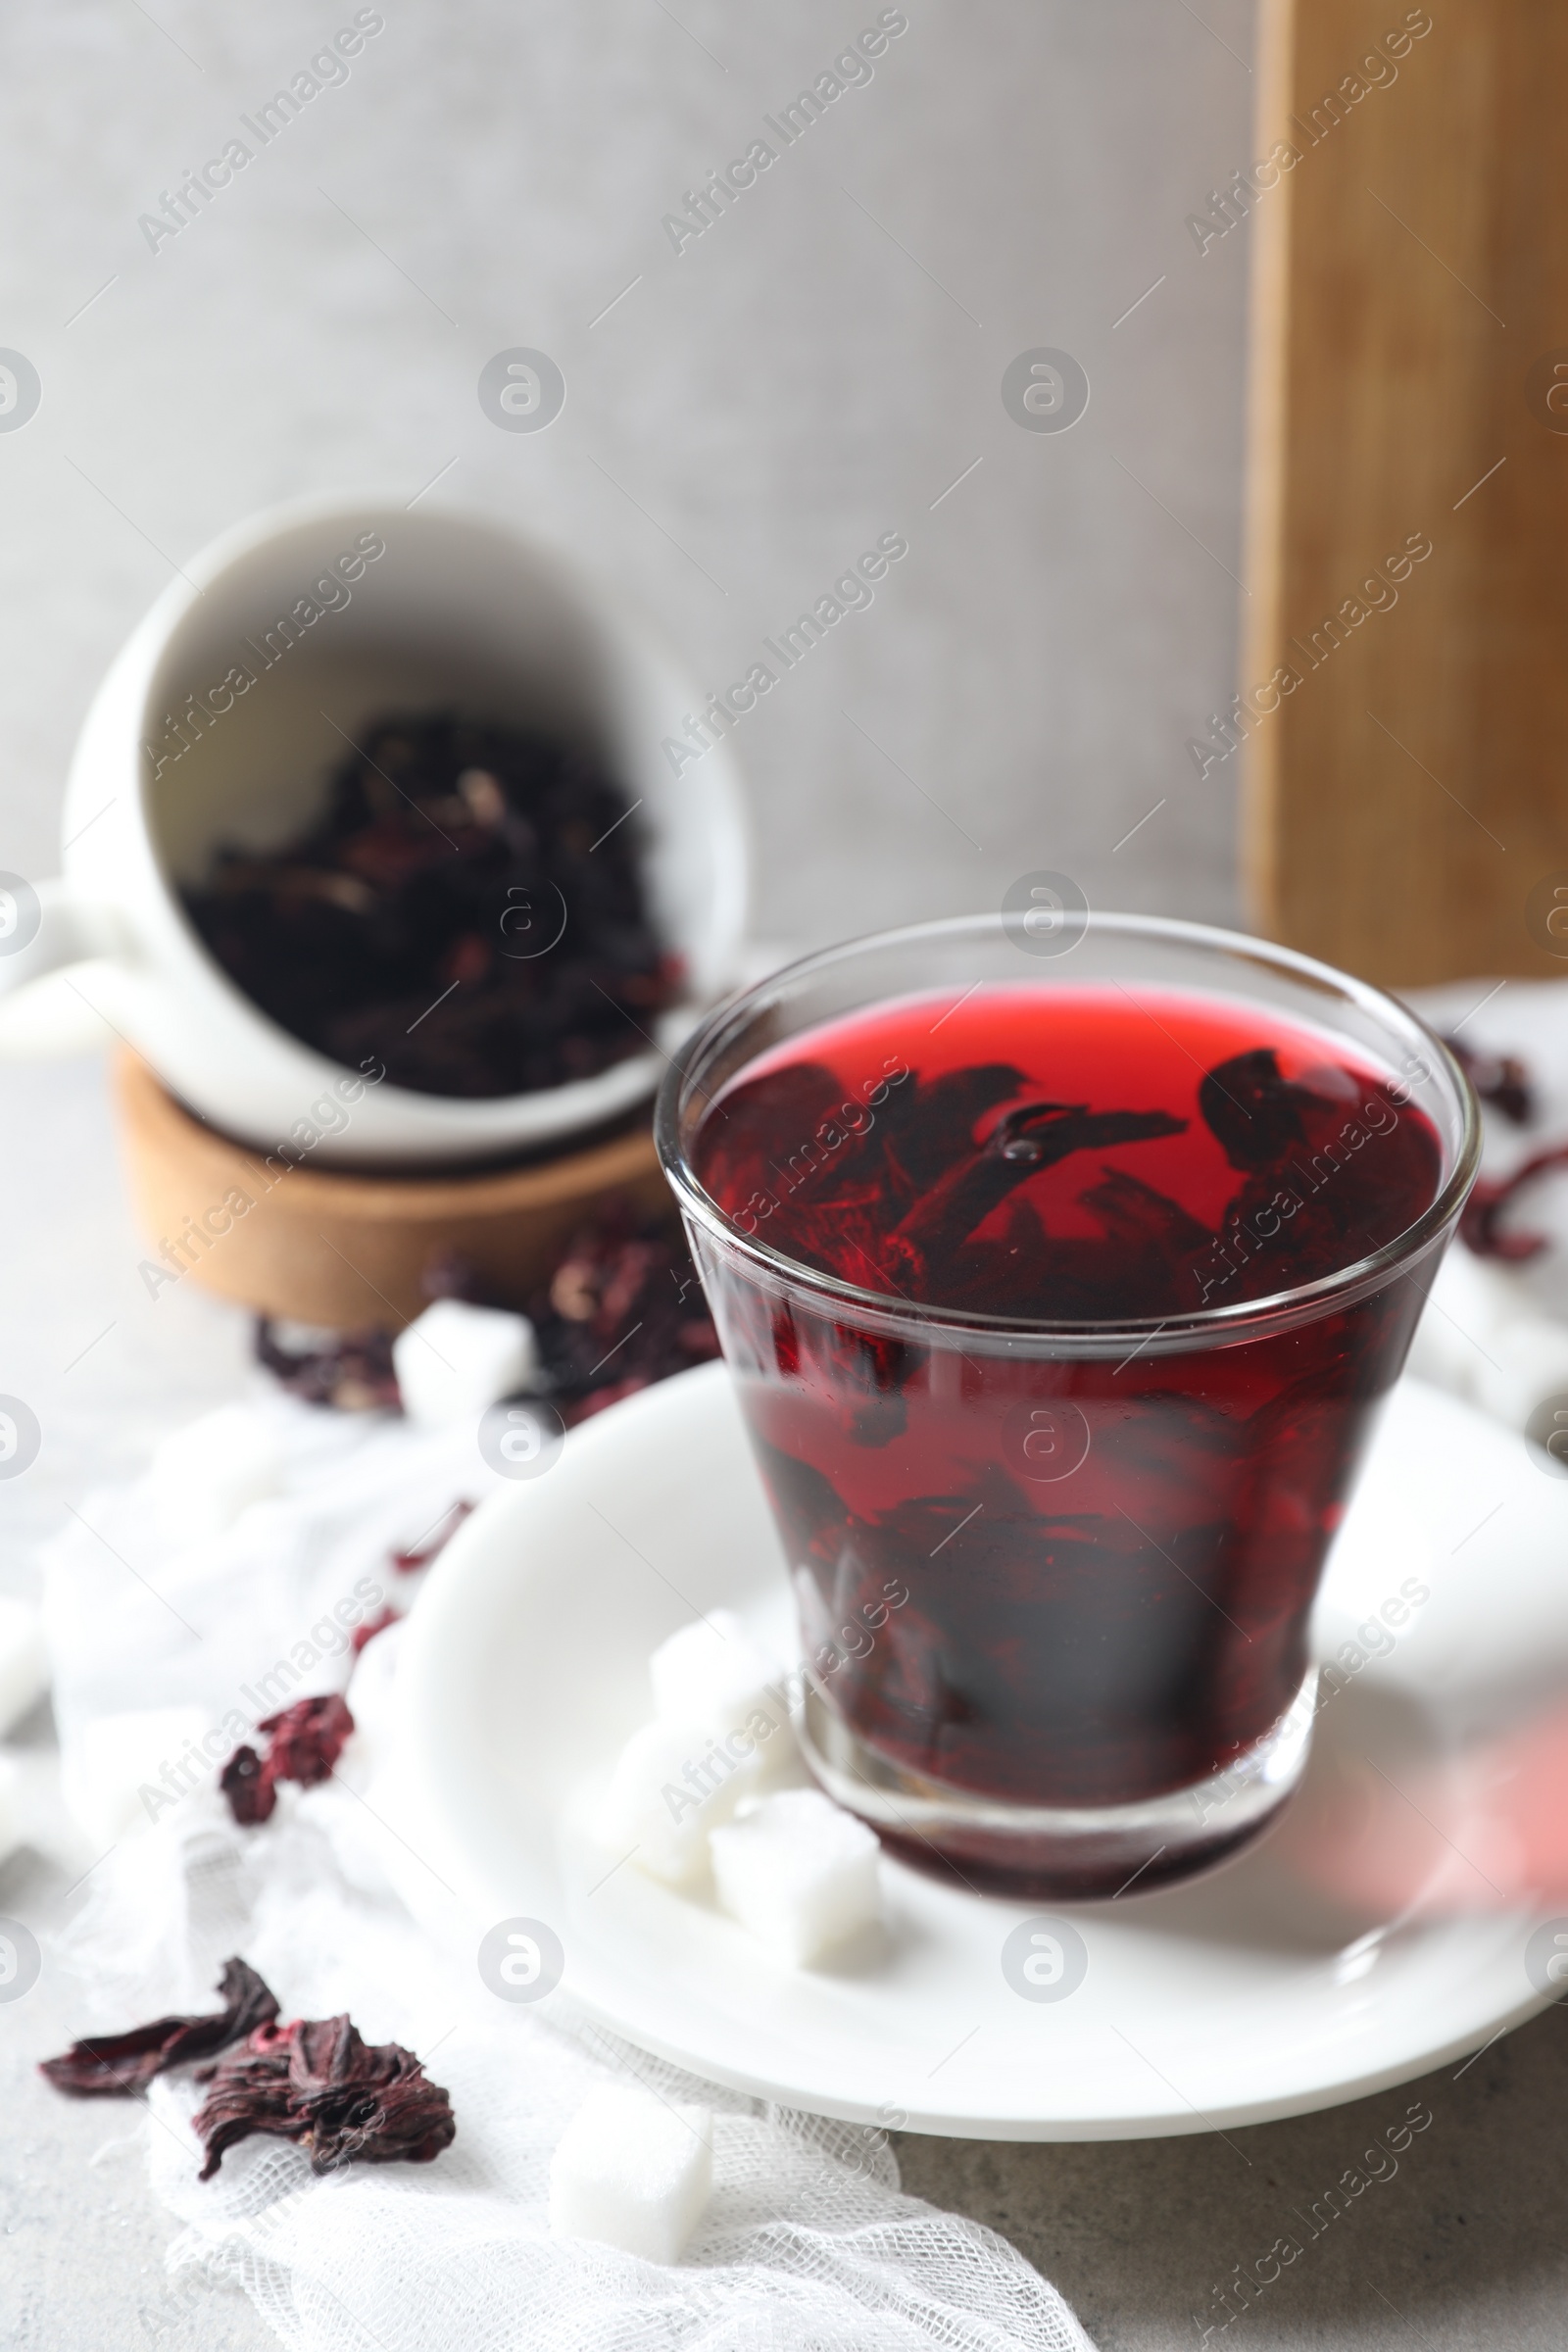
[41,1392,1095,2352]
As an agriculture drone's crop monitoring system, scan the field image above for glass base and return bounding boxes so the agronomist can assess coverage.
[799,1669,1319,1901]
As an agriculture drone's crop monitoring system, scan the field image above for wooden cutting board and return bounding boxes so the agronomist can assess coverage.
[1241,0,1568,987]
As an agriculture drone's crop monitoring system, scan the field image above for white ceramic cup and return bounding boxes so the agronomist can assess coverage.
[0,494,748,1165]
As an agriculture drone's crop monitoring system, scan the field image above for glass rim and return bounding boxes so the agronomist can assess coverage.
[654,910,1483,1351]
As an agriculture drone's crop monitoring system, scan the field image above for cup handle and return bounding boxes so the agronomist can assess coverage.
[0,878,125,1055]
[0,876,120,993]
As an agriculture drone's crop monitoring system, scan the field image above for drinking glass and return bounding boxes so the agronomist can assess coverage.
[656,914,1480,1898]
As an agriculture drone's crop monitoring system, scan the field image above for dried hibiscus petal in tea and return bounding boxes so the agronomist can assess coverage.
[40,1957,278,2098]
[194,2013,456,2178]
[701,1030,1441,1322]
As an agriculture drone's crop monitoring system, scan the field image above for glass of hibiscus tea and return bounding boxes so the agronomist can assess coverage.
[656,913,1480,1900]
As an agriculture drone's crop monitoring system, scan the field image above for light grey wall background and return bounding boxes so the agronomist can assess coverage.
[0,0,1256,949]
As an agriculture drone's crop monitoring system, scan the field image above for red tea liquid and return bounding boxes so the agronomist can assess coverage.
[691,985,1444,1882]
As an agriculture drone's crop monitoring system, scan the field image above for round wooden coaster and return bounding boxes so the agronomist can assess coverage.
[111,1051,672,1328]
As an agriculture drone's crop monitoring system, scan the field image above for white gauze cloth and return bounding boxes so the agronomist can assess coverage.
[41,1390,1096,2352]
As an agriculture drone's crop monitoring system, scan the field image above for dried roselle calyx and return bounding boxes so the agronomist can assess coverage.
[257,1695,354,1787]
[255,1318,400,1411]
[1442,1035,1534,1127]
[1198,1051,1445,1300]
[391,1498,474,1572]
[194,2012,457,2178]
[220,1743,276,1825]
[351,1604,400,1654]
[219,1696,355,1824]
[1200,1049,1316,1170]
[1460,1142,1568,1259]
[881,1064,1028,1199]
[527,1200,719,1417]
[181,711,675,1102]
[782,1315,915,1448]
[1072,1168,1217,1316]
[776,1198,908,1299]
[192,2019,298,2173]
[286,2016,457,2173]
[40,1958,279,2098]
[420,1249,490,1304]
[893,1100,1187,1286]
[269,1206,718,1423]
[694,1060,854,1223]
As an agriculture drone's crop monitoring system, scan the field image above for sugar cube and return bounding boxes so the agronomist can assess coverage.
[649,1610,796,1784]
[0,1595,47,1736]
[593,1716,759,1886]
[149,1405,283,1544]
[710,1788,881,1965]
[0,1750,24,1868]
[1403,1247,1520,1398]
[344,1617,407,1766]
[62,1706,216,1846]
[392,1299,540,1428]
[1404,1248,1568,1432]
[549,2082,712,2264]
[267,1319,342,1354]
[0,1748,83,1873]
[1475,1319,1568,1434]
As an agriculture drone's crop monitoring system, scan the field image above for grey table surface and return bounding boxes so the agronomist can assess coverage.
[2,1051,1567,2352]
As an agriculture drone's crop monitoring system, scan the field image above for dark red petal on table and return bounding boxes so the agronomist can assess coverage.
[391,1498,474,1573]
[350,1604,400,1654]
[39,1958,280,2098]
[1441,1035,1534,1128]
[220,1744,277,1825]
[255,1319,400,1412]
[195,2012,456,2178]
[192,2018,302,2175]
[1459,1143,1568,1261]
[256,1694,354,1787]
[220,1696,356,1823]
[258,1202,714,1424]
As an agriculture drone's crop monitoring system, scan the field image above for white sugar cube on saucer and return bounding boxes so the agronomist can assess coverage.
[0,1595,48,1736]
[549,2082,712,2264]
[62,1706,216,1846]
[649,1611,796,1782]
[710,1788,881,1965]
[392,1300,540,1427]
[149,1405,284,1544]
[593,1716,759,1886]
[1406,1248,1568,1432]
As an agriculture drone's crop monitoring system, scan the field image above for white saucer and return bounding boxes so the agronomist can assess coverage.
[397,1362,1568,2139]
